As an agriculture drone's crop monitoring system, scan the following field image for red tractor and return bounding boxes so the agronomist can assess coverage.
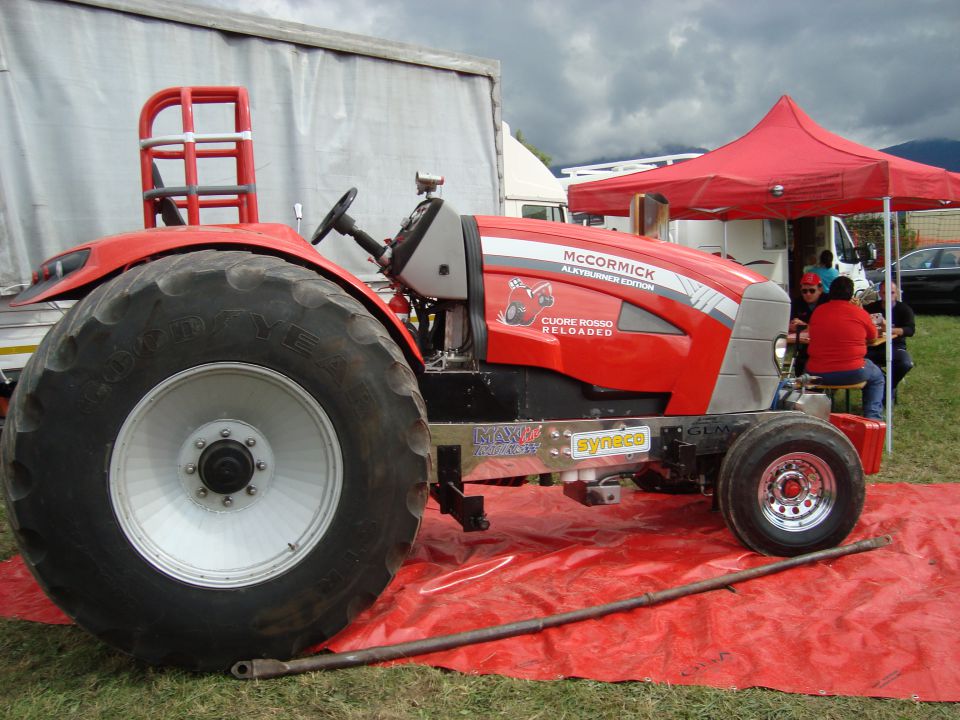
[0,87,881,671]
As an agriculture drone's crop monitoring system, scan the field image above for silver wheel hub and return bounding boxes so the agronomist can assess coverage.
[758,452,836,532]
[178,420,274,512]
[110,362,343,589]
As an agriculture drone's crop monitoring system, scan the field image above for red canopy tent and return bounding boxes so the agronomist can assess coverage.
[568,95,960,220]
[569,95,960,452]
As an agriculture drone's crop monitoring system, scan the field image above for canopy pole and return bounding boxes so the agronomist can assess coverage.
[883,197,893,453]
[894,213,902,290]
[722,220,728,259]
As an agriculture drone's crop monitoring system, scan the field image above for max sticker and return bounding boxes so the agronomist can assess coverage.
[473,424,542,457]
[497,277,554,327]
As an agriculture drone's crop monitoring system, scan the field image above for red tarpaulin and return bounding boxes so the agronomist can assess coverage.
[568,95,960,220]
[2,482,958,700]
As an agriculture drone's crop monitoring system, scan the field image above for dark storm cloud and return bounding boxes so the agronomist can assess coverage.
[193,0,960,166]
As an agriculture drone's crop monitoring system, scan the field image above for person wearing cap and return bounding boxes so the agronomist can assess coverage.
[788,272,828,374]
[863,281,915,402]
[806,276,885,420]
[790,272,828,332]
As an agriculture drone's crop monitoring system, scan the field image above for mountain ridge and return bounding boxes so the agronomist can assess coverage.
[553,138,960,176]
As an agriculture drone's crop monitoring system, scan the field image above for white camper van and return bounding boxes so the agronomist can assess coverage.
[792,215,873,296]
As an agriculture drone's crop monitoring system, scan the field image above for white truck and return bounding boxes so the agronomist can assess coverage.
[561,158,873,295]
[503,122,568,223]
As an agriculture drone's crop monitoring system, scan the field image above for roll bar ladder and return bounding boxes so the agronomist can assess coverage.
[139,86,259,228]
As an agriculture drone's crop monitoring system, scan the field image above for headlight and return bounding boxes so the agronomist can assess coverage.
[774,334,788,362]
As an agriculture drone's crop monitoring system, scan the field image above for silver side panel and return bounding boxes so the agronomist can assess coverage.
[707,280,790,414]
[0,298,74,373]
[429,411,797,483]
[395,202,469,300]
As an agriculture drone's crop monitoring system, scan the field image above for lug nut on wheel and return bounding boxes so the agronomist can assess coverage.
[256,461,267,471]
[185,463,196,475]
[245,437,256,447]
[197,487,208,498]
[195,439,206,449]
[223,496,233,507]
[220,428,232,438]
[246,485,258,496]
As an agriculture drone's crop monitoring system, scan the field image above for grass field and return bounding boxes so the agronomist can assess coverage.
[2,316,959,719]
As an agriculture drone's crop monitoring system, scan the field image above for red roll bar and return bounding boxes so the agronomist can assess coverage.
[139,86,259,228]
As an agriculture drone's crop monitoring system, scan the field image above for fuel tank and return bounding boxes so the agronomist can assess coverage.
[473,216,789,416]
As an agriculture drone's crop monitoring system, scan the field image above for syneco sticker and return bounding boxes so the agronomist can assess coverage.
[571,427,651,459]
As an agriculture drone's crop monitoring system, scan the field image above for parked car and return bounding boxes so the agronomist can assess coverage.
[867,243,960,309]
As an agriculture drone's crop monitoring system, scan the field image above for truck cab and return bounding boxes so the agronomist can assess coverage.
[502,122,567,223]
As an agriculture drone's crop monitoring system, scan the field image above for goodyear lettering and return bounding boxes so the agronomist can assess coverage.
[251,313,282,340]
[102,350,135,383]
[349,382,375,419]
[77,311,364,414]
[134,328,168,357]
[571,427,651,459]
[317,355,347,383]
[283,323,321,357]
[169,316,205,343]
[211,309,246,337]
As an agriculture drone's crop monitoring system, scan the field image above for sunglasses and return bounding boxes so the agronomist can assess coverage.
[800,288,819,294]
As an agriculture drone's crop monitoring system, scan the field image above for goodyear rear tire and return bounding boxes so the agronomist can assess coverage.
[0,251,429,670]
[716,414,864,556]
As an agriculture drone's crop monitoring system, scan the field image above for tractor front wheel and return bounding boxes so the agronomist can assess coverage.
[716,414,865,556]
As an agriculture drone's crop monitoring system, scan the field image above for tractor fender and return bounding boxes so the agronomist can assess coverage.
[13,222,424,372]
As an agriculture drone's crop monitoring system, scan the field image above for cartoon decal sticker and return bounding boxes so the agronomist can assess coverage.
[494,276,617,336]
[497,277,555,326]
[473,424,543,457]
[481,236,739,328]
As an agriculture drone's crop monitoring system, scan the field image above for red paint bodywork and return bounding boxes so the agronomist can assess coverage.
[15,223,424,371]
[475,216,766,415]
[18,213,772,416]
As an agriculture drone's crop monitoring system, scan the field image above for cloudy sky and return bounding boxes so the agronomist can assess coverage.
[193,0,959,168]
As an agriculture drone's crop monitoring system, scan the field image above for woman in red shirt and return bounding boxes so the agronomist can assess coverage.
[806,276,885,420]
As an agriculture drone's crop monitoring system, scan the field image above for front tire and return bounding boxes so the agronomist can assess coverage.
[1,251,430,670]
[716,414,865,556]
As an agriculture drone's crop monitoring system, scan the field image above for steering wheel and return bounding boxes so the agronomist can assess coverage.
[311,187,358,245]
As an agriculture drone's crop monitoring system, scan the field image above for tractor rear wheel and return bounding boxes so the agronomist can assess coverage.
[0,251,429,670]
[716,414,864,556]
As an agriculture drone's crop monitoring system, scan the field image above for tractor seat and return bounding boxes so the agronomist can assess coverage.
[151,162,186,227]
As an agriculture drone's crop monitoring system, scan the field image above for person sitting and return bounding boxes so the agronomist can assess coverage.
[806,276,884,420]
[789,273,829,328]
[863,281,915,401]
[788,272,828,374]
[805,249,840,291]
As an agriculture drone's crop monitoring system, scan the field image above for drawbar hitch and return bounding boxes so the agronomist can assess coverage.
[232,534,892,680]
